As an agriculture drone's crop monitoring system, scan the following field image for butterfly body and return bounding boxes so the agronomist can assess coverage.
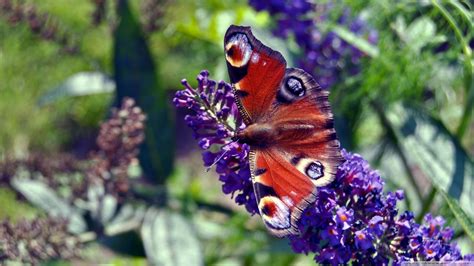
[235,122,315,148]
[225,25,343,237]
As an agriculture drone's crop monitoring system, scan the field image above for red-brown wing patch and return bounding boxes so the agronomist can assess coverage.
[267,68,344,187]
[224,25,286,124]
[250,148,317,237]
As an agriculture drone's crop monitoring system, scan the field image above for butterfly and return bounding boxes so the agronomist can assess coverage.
[224,25,343,237]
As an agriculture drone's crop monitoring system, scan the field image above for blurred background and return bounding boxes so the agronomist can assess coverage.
[0,0,472,264]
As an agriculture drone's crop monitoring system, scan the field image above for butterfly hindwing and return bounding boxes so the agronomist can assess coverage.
[250,148,317,237]
[246,68,343,236]
[269,68,343,187]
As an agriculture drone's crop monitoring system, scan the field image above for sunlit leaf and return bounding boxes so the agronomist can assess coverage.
[99,195,118,225]
[141,208,202,266]
[38,72,115,106]
[387,104,474,221]
[11,177,87,234]
[440,190,474,241]
[329,24,379,58]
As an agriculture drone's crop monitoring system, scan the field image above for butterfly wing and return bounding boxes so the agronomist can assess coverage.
[224,25,343,237]
[249,69,343,236]
[250,148,318,236]
[269,68,343,187]
[224,25,286,124]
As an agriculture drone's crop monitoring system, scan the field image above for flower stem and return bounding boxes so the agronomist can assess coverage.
[191,89,236,134]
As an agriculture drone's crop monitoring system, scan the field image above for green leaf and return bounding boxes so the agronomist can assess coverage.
[141,208,202,266]
[99,195,118,225]
[114,0,174,185]
[38,72,115,106]
[329,24,379,58]
[11,177,87,234]
[448,0,473,29]
[405,17,436,52]
[431,1,473,139]
[84,185,118,225]
[440,190,474,241]
[386,104,474,220]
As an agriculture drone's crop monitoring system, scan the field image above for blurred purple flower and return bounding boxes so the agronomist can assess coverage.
[174,71,473,264]
[248,0,378,89]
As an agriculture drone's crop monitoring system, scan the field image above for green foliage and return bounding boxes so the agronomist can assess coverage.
[330,24,380,58]
[11,173,87,234]
[441,191,474,242]
[38,72,115,106]
[331,0,473,250]
[114,0,174,185]
[386,104,474,239]
[0,188,39,221]
[141,208,202,266]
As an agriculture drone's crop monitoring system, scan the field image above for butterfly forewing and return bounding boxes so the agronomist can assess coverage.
[224,25,286,124]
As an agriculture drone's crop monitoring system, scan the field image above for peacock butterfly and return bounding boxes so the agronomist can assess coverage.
[224,25,344,237]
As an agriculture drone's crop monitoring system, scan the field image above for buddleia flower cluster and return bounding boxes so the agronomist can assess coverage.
[174,70,473,265]
[0,217,81,263]
[174,70,257,213]
[249,0,378,89]
[87,97,146,201]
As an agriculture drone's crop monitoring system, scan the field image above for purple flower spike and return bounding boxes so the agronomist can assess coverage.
[173,71,256,214]
[175,70,473,264]
[248,1,378,89]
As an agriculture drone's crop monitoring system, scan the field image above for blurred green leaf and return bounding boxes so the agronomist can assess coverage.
[387,104,474,220]
[38,72,115,106]
[448,0,473,29]
[141,208,202,266]
[193,215,228,240]
[11,175,87,234]
[329,24,380,58]
[108,205,146,229]
[440,190,474,241]
[83,185,118,225]
[431,0,473,138]
[394,16,446,53]
[0,188,40,221]
[114,0,174,185]
[99,195,118,225]
[41,260,72,266]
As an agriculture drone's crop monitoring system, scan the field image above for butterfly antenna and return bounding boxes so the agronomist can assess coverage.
[205,139,239,172]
